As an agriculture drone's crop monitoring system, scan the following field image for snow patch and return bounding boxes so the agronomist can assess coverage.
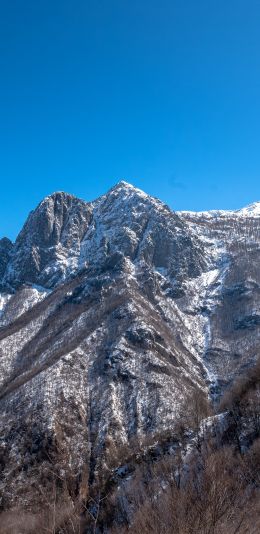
[0,293,12,316]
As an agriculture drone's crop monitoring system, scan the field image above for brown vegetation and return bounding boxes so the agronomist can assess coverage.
[1,360,260,533]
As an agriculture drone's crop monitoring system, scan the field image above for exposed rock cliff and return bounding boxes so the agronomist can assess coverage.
[0,183,259,510]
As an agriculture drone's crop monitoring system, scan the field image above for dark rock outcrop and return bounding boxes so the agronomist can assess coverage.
[0,238,13,289]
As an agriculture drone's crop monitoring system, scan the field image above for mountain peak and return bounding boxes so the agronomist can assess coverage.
[237,201,260,217]
[115,180,133,188]
[38,190,86,208]
[108,180,148,198]
[3,190,92,289]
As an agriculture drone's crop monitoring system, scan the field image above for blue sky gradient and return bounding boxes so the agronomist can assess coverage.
[0,0,260,239]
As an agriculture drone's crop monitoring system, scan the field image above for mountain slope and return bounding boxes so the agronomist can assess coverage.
[0,183,259,512]
[178,203,260,393]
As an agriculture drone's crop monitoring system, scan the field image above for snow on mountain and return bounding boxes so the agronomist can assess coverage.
[2,191,92,290]
[0,285,51,326]
[179,200,260,219]
[235,201,260,217]
[0,293,11,317]
[0,182,259,509]
[79,181,206,285]
[178,201,260,395]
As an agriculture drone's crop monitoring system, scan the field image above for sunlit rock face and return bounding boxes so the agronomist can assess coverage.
[0,182,259,509]
[178,203,260,394]
[2,191,93,289]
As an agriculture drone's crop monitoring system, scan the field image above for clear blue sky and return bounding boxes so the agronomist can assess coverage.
[0,1,260,240]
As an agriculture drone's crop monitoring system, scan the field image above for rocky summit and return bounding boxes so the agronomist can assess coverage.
[0,182,259,512]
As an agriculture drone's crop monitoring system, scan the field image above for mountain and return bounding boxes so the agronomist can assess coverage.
[0,238,13,289]
[0,182,259,520]
[177,202,260,394]
[2,191,92,290]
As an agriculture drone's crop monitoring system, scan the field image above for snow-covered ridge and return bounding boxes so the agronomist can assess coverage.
[178,201,260,219]
[108,180,148,199]
[236,201,260,217]
[93,180,167,213]
[0,182,259,294]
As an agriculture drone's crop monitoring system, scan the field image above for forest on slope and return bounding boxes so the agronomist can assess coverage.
[1,356,259,533]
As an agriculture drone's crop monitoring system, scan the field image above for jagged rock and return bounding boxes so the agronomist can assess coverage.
[0,238,13,288]
[234,314,260,330]
[0,182,259,510]
[2,192,92,289]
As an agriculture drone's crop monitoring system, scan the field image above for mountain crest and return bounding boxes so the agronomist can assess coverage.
[0,183,259,514]
[237,200,260,216]
[102,180,150,202]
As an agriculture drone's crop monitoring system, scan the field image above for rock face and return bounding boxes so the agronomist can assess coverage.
[178,203,260,394]
[3,192,92,289]
[0,182,259,510]
[0,238,13,289]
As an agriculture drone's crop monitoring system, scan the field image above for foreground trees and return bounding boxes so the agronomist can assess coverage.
[1,360,260,533]
[113,442,260,534]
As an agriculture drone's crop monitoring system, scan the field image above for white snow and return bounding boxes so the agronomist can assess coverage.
[0,293,12,316]
[236,201,260,217]
[178,200,260,219]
